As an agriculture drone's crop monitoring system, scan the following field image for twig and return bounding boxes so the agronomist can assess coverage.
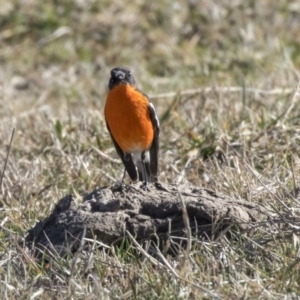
[91,145,121,164]
[290,158,299,203]
[83,238,111,249]
[155,246,220,299]
[222,138,291,215]
[69,227,87,287]
[126,230,163,268]
[155,246,179,277]
[176,155,196,185]
[149,86,299,99]
[98,168,117,183]
[0,128,15,194]
[281,80,300,124]
[178,191,192,254]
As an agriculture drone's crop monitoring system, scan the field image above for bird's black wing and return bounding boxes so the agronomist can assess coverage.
[136,88,160,182]
[148,102,160,182]
[106,123,138,182]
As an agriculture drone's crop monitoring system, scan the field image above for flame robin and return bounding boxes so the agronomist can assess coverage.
[104,67,160,186]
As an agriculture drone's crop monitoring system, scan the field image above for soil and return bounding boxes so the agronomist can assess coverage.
[25,182,269,256]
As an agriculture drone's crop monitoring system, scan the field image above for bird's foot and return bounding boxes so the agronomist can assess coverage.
[112,181,126,193]
[140,181,150,191]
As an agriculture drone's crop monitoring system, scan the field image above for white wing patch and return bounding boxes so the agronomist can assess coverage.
[149,102,160,128]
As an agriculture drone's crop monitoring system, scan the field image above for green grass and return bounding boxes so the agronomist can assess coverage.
[1,0,300,298]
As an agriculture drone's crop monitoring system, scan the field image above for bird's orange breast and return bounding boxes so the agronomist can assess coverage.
[104,84,154,153]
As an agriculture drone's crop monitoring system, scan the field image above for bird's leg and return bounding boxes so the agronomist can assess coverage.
[141,161,148,189]
[121,153,131,190]
[140,152,149,190]
[121,168,126,187]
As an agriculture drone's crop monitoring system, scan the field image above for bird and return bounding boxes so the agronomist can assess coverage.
[104,67,159,187]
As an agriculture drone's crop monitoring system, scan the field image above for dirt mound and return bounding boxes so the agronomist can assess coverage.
[25,182,269,256]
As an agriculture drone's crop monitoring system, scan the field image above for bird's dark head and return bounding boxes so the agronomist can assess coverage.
[108,67,137,90]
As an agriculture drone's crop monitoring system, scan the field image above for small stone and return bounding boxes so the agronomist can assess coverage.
[11,76,29,90]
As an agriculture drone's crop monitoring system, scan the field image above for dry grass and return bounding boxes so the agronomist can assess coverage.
[1,0,300,298]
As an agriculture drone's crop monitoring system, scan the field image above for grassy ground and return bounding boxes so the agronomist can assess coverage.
[1,0,300,298]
